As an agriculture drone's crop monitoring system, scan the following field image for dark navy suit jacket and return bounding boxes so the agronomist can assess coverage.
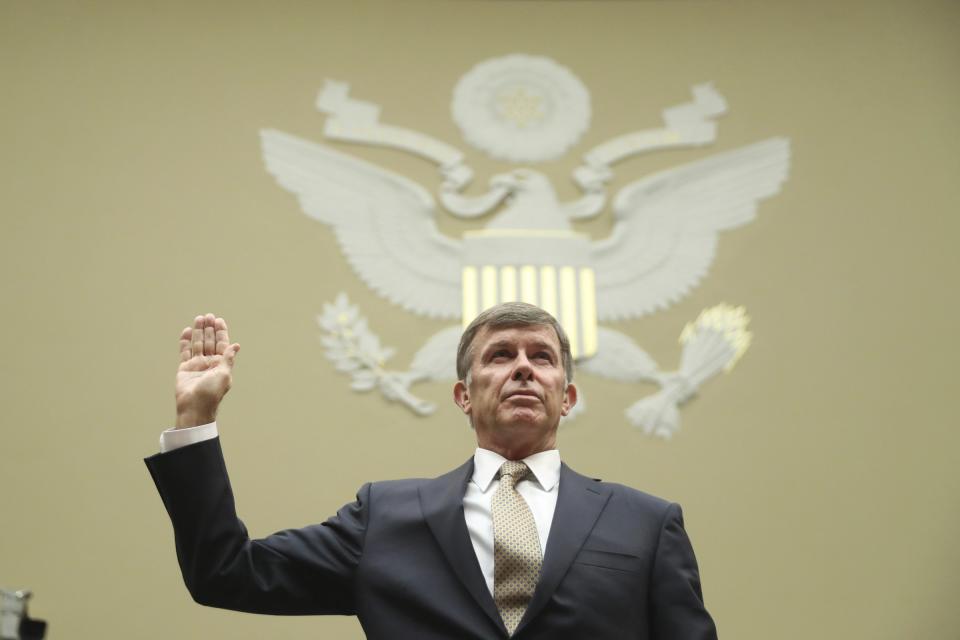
[146,437,717,639]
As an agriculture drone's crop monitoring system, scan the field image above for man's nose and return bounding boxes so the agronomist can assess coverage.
[512,354,534,381]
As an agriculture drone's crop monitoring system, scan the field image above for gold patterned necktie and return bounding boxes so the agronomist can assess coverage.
[492,460,542,635]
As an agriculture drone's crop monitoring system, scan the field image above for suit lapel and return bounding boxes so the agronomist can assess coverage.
[514,463,611,636]
[419,458,508,636]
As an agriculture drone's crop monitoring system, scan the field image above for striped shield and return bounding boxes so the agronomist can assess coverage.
[461,230,597,359]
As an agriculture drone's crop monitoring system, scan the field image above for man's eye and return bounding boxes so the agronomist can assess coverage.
[492,350,510,358]
[535,353,552,362]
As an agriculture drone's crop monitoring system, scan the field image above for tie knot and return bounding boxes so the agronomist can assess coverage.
[499,460,531,485]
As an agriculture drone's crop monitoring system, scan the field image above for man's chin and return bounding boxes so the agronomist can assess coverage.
[497,407,546,428]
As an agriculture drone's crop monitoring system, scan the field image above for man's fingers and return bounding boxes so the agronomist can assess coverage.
[215,317,230,355]
[191,315,204,358]
[185,314,232,361]
[179,326,192,362]
[203,313,216,355]
[223,343,241,368]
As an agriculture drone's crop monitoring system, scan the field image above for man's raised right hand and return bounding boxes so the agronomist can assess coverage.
[175,313,240,429]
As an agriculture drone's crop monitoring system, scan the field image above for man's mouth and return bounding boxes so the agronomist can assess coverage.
[504,390,541,401]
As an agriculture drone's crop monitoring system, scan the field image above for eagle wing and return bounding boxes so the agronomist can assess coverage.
[261,129,462,319]
[592,137,790,322]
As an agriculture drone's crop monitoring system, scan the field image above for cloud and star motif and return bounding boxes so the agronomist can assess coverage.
[451,54,591,163]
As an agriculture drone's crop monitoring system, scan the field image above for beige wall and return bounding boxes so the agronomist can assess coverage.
[1,0,958,637]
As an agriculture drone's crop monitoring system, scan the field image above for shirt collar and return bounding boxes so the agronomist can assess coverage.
[472,447,561,492]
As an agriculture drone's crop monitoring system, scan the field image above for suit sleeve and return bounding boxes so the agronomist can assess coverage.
[145,437,367,615]
[648,503,718,639]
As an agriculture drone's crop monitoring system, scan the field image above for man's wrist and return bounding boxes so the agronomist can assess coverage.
[175,410,217,429]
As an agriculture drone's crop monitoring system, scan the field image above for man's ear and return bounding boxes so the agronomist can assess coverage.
[453,380,471,415]
[560,382,578,416]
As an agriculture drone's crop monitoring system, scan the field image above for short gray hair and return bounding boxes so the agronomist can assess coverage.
[456,302,574,382]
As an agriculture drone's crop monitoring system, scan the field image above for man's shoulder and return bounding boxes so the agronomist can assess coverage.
[365,458,473,498]
[605,480,674,510]
[564,464,676,514]
[367,476,432,495]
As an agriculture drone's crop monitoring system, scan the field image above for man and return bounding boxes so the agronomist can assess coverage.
[146,303,718,639]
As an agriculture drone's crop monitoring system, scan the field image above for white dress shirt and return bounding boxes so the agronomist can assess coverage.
[463,447,560,596]
[158,424,562,598]
[159,421,218,453]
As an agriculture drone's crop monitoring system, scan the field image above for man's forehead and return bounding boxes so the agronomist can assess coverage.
[475,324,560,351]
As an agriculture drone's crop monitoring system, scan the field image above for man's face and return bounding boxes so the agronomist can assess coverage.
[454,324,576,455]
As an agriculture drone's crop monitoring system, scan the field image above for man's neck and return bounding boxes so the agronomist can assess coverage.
[475,438,556,461]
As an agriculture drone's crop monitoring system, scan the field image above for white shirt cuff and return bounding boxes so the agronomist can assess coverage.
[159,421,218,453]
